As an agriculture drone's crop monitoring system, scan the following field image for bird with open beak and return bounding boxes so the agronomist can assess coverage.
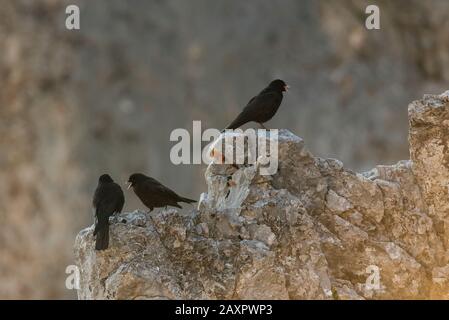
[127,173,196,212]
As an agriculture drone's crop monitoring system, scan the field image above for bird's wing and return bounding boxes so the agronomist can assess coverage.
[112,183,125,213]
[144,177,181,201]
[226,91,279,129]
[93,184,124,216]
[246,96,256,105]
[242,91,279,114]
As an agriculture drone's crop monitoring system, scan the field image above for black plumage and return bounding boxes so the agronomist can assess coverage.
[225,79,288,130]
[127,173,196,211]
[92,174,125,250]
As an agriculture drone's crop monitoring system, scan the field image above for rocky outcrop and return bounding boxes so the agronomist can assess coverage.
[75,92,449,299]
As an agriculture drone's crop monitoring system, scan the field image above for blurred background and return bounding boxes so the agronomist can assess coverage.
[0,0,448,299]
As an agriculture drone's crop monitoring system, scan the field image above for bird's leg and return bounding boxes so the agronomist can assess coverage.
[258,122,267,130]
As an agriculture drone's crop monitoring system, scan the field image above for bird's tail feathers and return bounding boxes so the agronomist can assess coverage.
[95,224,109,250]
[179,196,197,204]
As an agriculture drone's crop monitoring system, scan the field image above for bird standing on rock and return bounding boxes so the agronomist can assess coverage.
[92,174,125,251]
[127,173,196,212]
[225,79,289,130]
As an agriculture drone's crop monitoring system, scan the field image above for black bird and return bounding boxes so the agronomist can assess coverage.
[127,173,196,211]
[225,79,289,130]
[92,174,125,250]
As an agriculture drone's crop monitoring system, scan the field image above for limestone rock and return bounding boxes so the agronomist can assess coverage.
[75,93,449,299]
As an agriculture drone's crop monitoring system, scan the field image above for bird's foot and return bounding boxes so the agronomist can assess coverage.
[258,122,267,130]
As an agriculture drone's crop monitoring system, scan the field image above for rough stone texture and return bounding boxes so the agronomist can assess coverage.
[76,93,449,299]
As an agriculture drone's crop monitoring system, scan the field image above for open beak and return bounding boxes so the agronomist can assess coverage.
[127,182,132,190]
[284,85,290,92]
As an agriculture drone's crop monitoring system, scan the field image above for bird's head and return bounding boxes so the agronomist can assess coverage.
[269,79,289,92]
[127,173,147,189]
[98,174,114,184]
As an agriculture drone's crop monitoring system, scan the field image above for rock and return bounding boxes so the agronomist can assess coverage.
[75,93,449,299]
[326,189,353,213]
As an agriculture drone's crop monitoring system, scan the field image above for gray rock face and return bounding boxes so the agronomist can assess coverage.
[75,93,449,299]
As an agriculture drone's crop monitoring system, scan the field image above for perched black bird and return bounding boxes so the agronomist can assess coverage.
[127,173,196,211]
[225,79,289,130]
[92,174,125,251]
